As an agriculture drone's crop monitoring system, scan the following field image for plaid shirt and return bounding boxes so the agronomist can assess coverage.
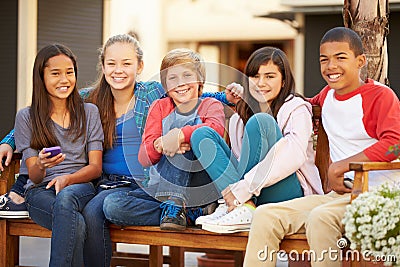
[0,81,165,150]
[132,81,165,135]
[79,81,165,136]
[0,129,15,150]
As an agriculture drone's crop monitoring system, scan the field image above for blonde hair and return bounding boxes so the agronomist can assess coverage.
[160,48,206,95]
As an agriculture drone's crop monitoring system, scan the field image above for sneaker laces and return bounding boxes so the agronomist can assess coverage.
[217,205,253,225]
[0,194,9,208]
[159,200,182,224]
[208,204,228,220]
[186,207,203,225]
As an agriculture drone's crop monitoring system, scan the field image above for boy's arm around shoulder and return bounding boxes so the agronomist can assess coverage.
[181,98,225,143]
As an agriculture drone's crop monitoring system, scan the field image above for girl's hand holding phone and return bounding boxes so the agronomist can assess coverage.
[37,147,66,170]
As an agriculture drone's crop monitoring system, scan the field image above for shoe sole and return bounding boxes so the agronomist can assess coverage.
[195,211,228,226]
[160,223,186,231]
[195,214,227,226]
[201,223,250,234]
[0,214,30,219]
[0,211,29,217]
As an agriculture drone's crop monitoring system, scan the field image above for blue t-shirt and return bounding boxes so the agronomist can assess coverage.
[103,110,144,178]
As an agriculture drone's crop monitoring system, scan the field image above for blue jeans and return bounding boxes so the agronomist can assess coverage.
[155,150,203,203]
[25,182,96,267]
[191,113,303,205]
[82,174,140,267]
[103,185,161,226]
[10,174,28,197]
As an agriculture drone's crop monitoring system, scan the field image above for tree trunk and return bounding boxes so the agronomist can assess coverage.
[343,0,389,85]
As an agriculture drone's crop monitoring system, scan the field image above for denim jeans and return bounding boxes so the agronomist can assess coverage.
[10,174,28,197]
[25,182,96,267]
[191,113,303,205]
[155,150,201,203]
[82,174,140,267]
[103,185,161,226]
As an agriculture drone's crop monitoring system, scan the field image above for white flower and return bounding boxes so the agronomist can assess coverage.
[343,182,400,266]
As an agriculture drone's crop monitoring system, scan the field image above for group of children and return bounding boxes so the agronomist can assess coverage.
[0,26,398,267]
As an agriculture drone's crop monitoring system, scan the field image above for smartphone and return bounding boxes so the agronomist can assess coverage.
[99,180,132,189]
[44,146,62,158]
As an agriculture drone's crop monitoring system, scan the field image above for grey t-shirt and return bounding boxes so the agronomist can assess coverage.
[14,103,104,188]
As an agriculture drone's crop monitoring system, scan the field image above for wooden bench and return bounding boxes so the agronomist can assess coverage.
[1,106,399,267]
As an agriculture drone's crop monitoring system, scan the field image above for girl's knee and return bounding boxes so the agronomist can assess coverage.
[55,190,77,207]
[246,113,277,135]
[191,126,216,144]
[76,214,87,240]
[103,193,125,219]
[247,113,274,126]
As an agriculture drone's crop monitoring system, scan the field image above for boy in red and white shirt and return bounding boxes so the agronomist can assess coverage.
[244,27,400,267]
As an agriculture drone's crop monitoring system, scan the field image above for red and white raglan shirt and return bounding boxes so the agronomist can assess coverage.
[309,78,400,187]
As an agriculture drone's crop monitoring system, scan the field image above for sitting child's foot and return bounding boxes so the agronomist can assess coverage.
[195,199,228,226]
[186,202,218,226]
[0,193,29,218]
[201,204,255,233]
[159,198,186,231]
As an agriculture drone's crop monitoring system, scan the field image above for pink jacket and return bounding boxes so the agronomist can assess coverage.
[229,96,324,204]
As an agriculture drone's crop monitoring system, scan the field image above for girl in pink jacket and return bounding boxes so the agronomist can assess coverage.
[191,47,323,233]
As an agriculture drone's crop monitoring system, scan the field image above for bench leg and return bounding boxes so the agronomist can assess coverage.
[0,220,19,267]
[233,251,244,267]
[169,246,184,267]
[149,245,163,267]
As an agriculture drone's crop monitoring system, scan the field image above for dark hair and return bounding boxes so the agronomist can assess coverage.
[236,46,296,124]
[88,34,143,149]
[30,43,86,150]
[320,27,364,56]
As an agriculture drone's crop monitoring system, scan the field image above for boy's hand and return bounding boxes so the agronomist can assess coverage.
[225,82,243,105]
[161,128,184,157]
[0,143,14,171]
[154,137,190,154]
[153,137,163,153]
[177,143,191,154]
[328,162,352,194]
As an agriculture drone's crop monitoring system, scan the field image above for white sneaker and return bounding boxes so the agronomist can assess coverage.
[201,205,254,233]
[195,200,228,225]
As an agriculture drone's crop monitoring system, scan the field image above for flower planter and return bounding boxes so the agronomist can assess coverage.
[197,253,235,267]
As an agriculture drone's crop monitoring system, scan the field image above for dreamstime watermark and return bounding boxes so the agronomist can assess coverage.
[257,238,397,263]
